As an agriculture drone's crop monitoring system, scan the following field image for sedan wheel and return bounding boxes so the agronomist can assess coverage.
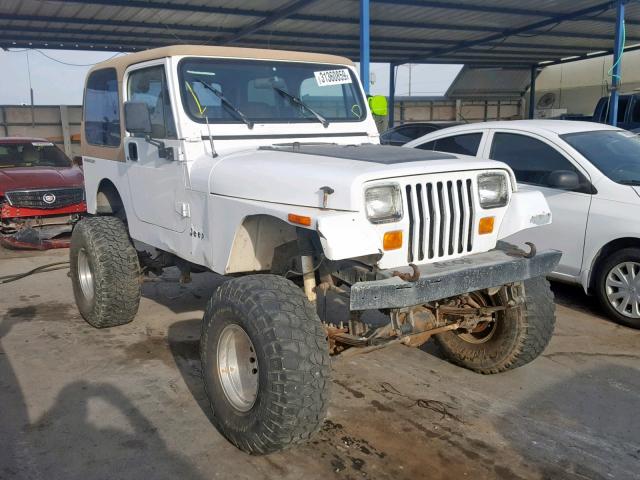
[605,261,640,319]
[595,248,640,329]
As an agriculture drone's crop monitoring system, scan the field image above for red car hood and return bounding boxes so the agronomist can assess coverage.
[0,167,84,196]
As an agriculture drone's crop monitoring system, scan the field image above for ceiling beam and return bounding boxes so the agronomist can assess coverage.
[4,14,621,52]
[1,25,603,57]
[1,27,606,65]
[371,0,639,26]
[3,13,614,51]
[41,0,264,18]
[220,0,318,44]
[39,0,635,36]
[404,1,626,63]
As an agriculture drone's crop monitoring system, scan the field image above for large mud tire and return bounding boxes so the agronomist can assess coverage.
[70,216,141,328]
[435,277,555,374]
[200,274,331,454]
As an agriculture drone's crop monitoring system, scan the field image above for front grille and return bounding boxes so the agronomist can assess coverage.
[5,188,85,209]
[405,177,476,263]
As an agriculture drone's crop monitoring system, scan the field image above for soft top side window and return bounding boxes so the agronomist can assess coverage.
[84,68,121,147]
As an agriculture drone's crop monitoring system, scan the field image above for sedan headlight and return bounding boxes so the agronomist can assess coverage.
[477,173,509,209]
[365,184,403,223]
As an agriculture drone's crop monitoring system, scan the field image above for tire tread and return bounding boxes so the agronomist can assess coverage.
[71,216,140,328]
[200,274,330,454]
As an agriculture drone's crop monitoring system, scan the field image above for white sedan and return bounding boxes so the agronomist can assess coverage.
[405,120,640,328]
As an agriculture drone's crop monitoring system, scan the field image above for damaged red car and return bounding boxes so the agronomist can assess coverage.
[0,137,86,249]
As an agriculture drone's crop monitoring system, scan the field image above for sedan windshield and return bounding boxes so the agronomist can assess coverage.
[179,58,366,125]
[0,142,71,168]
[561,130,640,185]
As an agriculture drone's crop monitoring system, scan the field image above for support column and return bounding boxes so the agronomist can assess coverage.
[388,63,396,128]
[359,0,370,95]
[528,64,537,119]
[60,105,72,157]
[610,0,625,126]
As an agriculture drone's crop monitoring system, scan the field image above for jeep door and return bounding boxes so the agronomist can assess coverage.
[483,130,593,279]
[124,61,187,233]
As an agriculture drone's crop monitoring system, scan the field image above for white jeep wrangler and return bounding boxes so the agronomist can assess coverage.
[73,45,560,454]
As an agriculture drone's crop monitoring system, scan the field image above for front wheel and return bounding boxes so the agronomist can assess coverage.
[435,277,556,374]
[200,275,331,454]
[594,248,640,329]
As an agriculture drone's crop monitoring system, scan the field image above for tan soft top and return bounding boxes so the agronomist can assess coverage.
[82,45,354,161]
[87,45,354,78]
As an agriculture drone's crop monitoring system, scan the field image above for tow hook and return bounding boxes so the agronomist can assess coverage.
[393,263,420,282]
[523,242,536,258]
[319,186,335,209]
[502,241,537,259]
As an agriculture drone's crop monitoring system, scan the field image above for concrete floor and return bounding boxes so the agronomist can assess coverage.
[1,248,639,480]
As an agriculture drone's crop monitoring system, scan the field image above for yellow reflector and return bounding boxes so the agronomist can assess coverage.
[288,213,312,226]
[478,216,495,235]
[383,230,403,250]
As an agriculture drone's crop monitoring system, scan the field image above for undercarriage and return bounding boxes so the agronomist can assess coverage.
[320,282,523,355]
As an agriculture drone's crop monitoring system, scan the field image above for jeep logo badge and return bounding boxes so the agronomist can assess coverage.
[42,193,56,204]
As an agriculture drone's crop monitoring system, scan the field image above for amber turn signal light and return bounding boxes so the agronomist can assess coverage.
[288,213,312,226]
[383,230,403,250]
[478,216,495,235]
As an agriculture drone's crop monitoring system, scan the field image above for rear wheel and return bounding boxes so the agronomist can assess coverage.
[70,216,141,328]
[200,275,331,454]
[595,248,640,329]
[435,277,556,374]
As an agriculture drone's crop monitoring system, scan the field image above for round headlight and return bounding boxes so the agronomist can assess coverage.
[477,173,509,209]
[365,184,403,223]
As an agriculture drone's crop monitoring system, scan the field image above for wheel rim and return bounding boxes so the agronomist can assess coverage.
[217,324,259,412]
[458,321,497,344]
[605,261,640,319]
[77,248,95,303]
[456,292,498,344]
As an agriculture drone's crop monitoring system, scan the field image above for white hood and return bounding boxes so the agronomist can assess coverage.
[210,144,510,211]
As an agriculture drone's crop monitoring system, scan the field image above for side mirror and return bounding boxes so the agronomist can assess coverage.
[124,101,152,136]
[548,170,580,190]
[72,156,83,167]
[368,95,388,116]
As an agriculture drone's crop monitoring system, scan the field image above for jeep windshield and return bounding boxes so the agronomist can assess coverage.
[0,142,71,169]
[561,130,640,185]
[179,58,366,125]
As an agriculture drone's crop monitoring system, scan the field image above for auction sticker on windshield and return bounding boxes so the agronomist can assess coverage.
[314,69,352,87]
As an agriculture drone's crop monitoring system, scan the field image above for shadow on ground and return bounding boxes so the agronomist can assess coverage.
[494,364,640,480]
[0,308,205,480]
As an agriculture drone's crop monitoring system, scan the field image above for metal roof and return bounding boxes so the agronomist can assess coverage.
[1,0,639,67]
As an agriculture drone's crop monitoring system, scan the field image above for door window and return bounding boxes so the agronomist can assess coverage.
[128,66,177,139]
[416,133,482,156]
[84,68,120,147]
[490,132,584,189]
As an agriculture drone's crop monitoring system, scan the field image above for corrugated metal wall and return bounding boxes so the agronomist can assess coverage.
[0,105,82,158]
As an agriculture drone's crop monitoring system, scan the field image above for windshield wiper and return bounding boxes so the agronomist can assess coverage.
[273,86,330,128]
[618,179,640,186]
[193,80,254,129]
